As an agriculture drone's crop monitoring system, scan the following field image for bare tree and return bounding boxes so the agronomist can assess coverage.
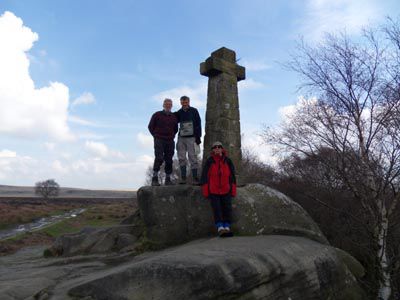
[35,179,60,200]
[276,149,381,294]
[240,148,277,186]
[263,21,400,299]
[143,159,190,186]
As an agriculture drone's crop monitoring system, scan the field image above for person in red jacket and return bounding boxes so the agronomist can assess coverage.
[201,141,237,235]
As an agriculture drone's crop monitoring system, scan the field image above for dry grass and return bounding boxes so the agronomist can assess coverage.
[0,201,137,256]
[0,202,78,229]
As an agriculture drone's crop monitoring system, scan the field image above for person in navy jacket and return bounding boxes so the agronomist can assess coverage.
[174,95,202,185]
[201,141,237,235]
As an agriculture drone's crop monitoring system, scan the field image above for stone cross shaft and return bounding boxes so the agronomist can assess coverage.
[200,47,245,171]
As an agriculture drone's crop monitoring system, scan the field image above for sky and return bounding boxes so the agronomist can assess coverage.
[0,0,399,190]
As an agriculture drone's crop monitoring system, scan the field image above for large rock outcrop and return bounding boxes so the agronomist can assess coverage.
[47,225,139,257]
[65,235,362,300]
[0,236,364,300]
[48,184,327,256]
[46,210,144,257]
[138,183,328,247]
[32,184,365,300]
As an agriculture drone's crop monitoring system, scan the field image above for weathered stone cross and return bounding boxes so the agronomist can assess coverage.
[200,47,246,171]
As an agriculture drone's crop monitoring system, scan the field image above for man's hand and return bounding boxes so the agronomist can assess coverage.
[195,137,201,145]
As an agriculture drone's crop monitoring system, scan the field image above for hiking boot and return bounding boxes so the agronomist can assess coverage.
[191,169,200,185]
[191,169,199,185]
[216,222,227,235]
[165,176,174,186]
[223,222,231,232]
[151,176,160,186]
[217,226,226,235]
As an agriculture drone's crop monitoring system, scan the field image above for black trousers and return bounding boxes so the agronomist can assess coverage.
[209,194,232,224]
[153,138,175,175]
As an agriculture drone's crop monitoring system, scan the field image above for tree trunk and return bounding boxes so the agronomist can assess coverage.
[378,201,391,300]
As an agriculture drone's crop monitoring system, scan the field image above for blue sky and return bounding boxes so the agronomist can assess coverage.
[0,0,398,189]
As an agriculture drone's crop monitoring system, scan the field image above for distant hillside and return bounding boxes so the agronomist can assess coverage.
[0,185,136,198]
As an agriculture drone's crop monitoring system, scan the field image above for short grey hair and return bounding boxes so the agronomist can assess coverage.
[163,98,172,104]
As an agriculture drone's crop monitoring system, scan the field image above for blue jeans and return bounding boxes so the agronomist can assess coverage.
[208,194,232,225]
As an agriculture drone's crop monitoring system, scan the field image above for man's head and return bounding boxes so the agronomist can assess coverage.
[180,95,190,110]
[163,98,173,112]
[211,141,223,155]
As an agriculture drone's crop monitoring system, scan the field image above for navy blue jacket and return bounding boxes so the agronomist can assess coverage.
[174,107,201,139]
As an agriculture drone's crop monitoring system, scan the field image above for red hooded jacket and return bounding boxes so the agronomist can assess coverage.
[200,150,237,197]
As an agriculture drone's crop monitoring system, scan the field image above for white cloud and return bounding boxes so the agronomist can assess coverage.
[84,140,124,159]
[0,149,152,189]
[278,104,296,120]
[137,154,153,164]
[278,96,318,120]
[242,59,271,72]
[0,11,74,141]
[71,92,96,107]
[241,131,277,166]
[76,132,106,140]
[52,160,69,174]
[301,0,382,41]
[85,141,109,158]
[44,142,55,151]
[70,158,146,176]
[0,150,37,180]
[137,132,153,150]
[0,149,17,158]
[54,154,153,188]
[68,115,98,127]
[153,81,207,109]
[239,78,265,90]
[38,49,47,57]
[153,78,263,110]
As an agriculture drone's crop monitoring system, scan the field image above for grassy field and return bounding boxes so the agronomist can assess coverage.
[0,184,137,255]
[0,201,137,256]
[0,184,136,198]
[0,202,80,230]
[42,202,134,237]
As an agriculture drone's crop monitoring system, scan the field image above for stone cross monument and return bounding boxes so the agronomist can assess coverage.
[200,47,245,170]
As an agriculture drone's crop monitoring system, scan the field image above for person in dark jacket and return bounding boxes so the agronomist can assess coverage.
[201,141,237,235]
[148,98,178,186]
[174,95,202,185]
